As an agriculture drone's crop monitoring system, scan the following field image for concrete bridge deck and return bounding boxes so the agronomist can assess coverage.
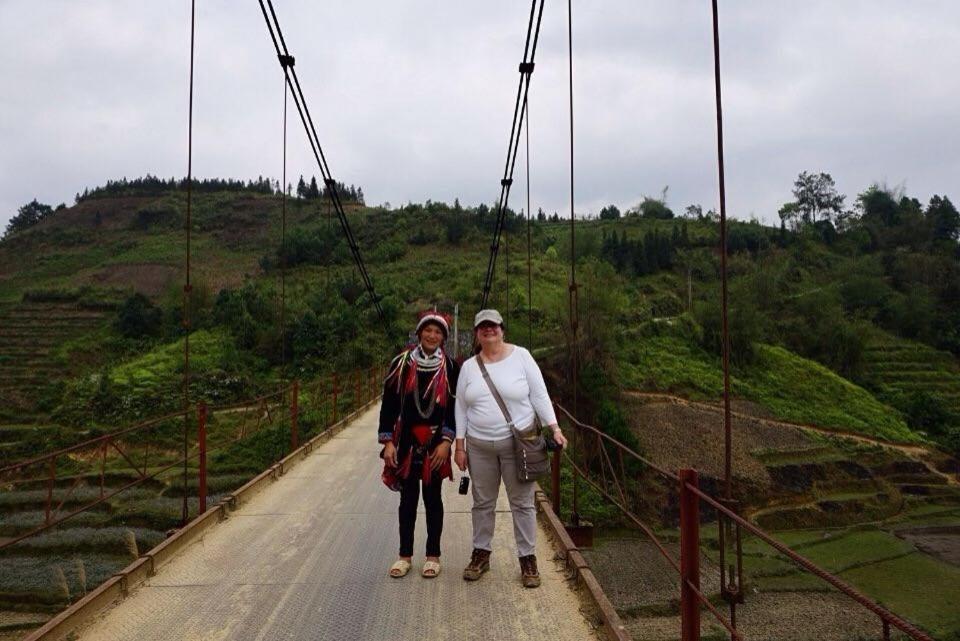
[76,404,598,641]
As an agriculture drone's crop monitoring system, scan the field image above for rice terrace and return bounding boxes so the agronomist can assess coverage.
[1,2,959,641]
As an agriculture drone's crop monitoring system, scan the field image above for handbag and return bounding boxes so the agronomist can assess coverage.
[476,357,550,482]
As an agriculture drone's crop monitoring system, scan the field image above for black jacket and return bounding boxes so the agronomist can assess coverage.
[377,350,459,455]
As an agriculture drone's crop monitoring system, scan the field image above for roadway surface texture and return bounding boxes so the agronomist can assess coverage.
[77,404,598,641]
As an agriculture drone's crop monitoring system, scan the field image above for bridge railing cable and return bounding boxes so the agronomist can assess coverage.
[549,403,935,641]
[256,0,385,322]
[480,0,546,309]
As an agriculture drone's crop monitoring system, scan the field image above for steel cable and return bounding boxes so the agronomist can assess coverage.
[480,0,546,308]
[181,0,196,526]
[257,0,385,322]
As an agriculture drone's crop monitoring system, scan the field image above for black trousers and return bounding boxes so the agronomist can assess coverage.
[398,463,444,557]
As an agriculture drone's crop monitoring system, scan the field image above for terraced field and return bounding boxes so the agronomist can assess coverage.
[587,396,960,640]
[0,302,109,419]
[862,332,960,417]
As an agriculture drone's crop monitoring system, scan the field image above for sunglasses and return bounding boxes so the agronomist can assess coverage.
[475,322,501,331]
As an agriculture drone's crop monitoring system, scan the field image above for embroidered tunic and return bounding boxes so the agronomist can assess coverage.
[378,348,459,459]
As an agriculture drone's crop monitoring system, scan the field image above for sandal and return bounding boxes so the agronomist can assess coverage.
[422,560,441,578]
[389,559,412,578]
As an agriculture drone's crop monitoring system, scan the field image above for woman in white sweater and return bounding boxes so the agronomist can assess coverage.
[454,309,567,588]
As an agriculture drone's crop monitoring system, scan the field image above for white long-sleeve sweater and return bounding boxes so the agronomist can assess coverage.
[455,346,558,441]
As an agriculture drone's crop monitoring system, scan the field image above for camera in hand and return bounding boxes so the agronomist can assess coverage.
[458,476,470,495]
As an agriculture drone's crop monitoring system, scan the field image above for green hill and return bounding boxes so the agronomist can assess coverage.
[0,181,958,457]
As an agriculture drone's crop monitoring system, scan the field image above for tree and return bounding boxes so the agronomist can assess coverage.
[791,171,845,224]
[599,204,621,220]
[778,201,801,229]
[683,204,702,219]
[114,293,163,338]
[308,176,320,199]
[296,175,308,199]
[537,208,546,222]
[857,184,901,229]
[927,195,960,243]
[638,197,673,219]
[4,199,53,238]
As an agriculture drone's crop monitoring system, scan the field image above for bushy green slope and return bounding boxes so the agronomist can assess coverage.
[618,329,918,443]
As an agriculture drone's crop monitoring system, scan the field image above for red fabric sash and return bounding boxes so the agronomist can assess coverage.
[381,424,451,491]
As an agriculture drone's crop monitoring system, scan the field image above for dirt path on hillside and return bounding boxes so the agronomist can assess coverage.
[625,391,959,486]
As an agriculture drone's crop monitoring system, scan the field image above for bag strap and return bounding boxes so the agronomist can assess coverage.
[476,357,514,429]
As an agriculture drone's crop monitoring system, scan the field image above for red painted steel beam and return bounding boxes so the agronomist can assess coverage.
[680,469,700,641]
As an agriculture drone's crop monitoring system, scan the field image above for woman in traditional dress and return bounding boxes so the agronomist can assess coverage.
[378,311,459,578]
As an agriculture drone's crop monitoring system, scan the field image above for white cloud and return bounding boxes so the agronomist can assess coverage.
[1,1,959,230]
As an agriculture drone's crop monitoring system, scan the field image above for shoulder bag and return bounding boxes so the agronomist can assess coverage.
[476,357,549,482]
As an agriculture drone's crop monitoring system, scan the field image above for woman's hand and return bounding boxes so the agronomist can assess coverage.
[454,449,468,472]
[550,425,568,449]
[383,442,398,467]
[430,440,451,471]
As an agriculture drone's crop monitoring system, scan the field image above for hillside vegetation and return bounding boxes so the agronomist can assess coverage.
[1,176,958,455]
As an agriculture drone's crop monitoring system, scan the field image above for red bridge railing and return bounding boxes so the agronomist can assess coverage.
[0,365,385,555]
[550,402,934,641]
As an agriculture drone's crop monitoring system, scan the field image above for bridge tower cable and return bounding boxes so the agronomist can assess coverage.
[180,0,197,527]
[525,96,533,349]
[480,0,546,309]
[711,0,744,625]
[280,69,289,375]
[257,0,385,323]
[566,0,582,527]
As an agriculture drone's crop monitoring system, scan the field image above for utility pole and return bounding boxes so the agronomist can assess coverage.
[453,303,459,359]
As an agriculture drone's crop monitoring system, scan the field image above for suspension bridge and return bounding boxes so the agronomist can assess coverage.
[0,1,952,640]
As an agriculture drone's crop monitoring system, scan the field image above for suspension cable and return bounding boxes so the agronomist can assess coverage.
[712,0,741,624]
[505,196,509,323]
[257,0,385,323]
[566,0,581,526]
[280,72,288,375]
[525,96,533,349]
[180,0,196,527]
[480,0,546,309]
[712,0,733,503]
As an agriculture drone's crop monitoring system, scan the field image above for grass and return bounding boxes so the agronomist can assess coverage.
[794,529,915,572]
[0,553,130,604]
[618,333,919,443]
[5,526,164,555]
[839,553,960,639]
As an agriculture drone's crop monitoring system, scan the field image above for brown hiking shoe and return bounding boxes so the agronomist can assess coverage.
[462,548,491,581]
[519,554,540,588]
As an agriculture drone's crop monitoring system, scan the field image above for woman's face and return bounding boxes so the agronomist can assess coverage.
[475,321,503,348]
[419,323,445,352]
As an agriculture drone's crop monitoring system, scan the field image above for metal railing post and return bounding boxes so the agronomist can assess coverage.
[680,468,701,641]
[290,380,299,450]
[551,449,561,518]
[45,460,55,525]
[332,373,339,425]
[198,403,207,514]
[355,370,361,408]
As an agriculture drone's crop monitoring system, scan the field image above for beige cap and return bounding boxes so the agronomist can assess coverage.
[474,309,504,328]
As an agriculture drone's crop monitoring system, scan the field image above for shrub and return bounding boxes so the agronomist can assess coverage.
[114,293,163,338]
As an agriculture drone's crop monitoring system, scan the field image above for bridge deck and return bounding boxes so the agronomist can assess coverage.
[77,404,598,641]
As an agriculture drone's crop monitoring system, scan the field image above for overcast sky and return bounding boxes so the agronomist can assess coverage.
[2,1,959,231]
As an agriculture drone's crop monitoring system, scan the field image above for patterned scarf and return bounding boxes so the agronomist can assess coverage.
[386,343,449,408]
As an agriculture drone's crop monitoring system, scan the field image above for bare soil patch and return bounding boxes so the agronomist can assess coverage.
[586,537,880,641]
[625,397,811,487]
[898,526,960,566]
[625,592,880,641]
[90,263,178,297]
